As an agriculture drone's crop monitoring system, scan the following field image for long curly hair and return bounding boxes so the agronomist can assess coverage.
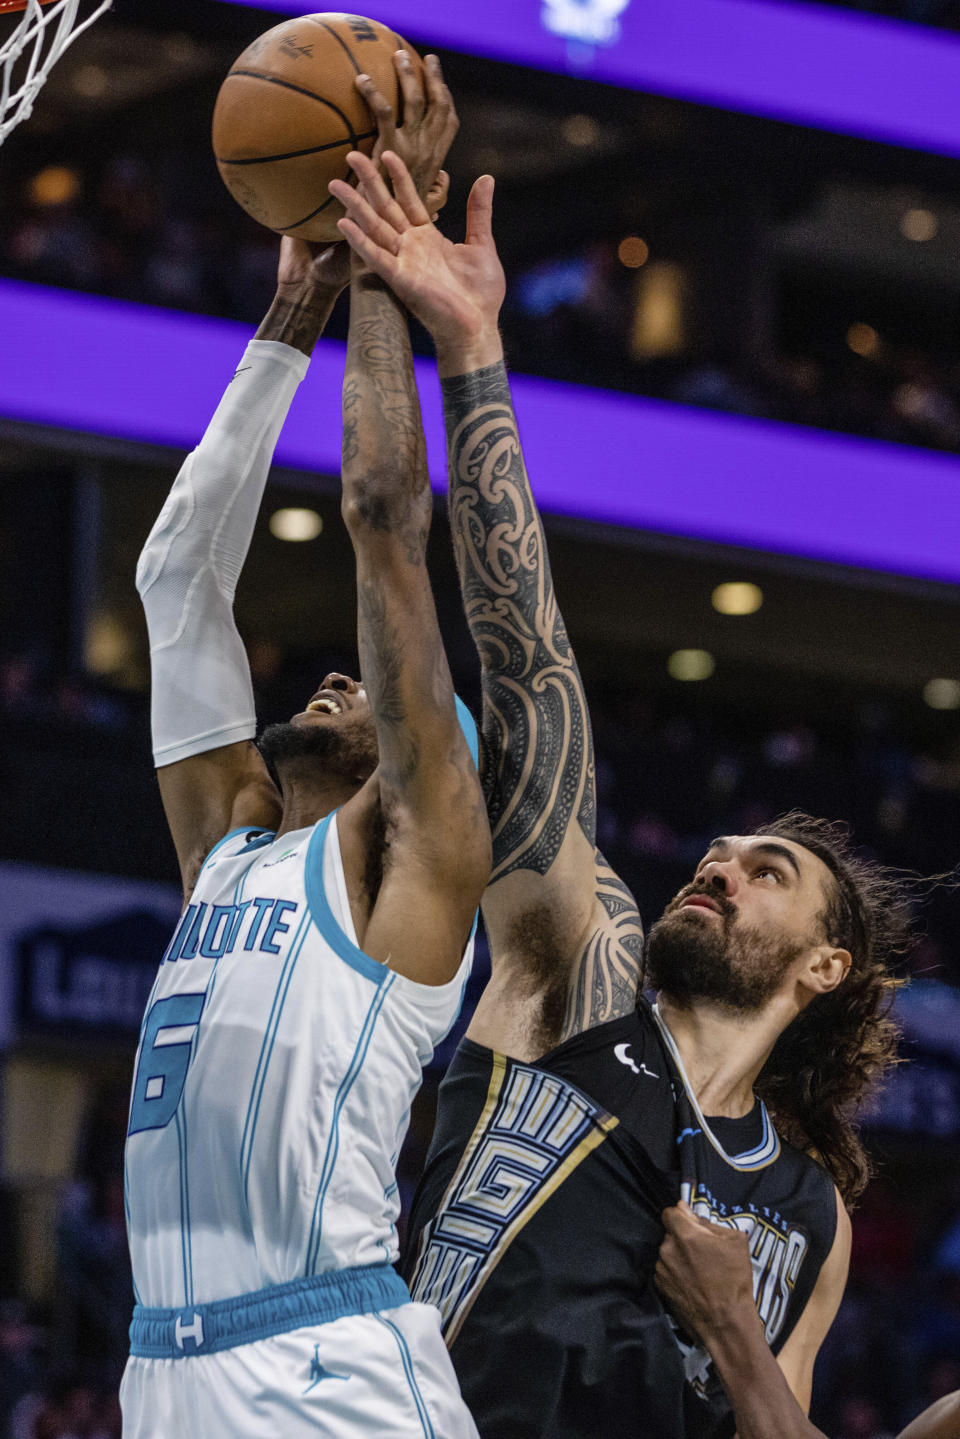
[752,812,912,1209]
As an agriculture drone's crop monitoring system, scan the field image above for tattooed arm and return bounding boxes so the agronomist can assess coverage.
[334,152,643,1057]
[336,259,490,986]
[441,363,643,1054]
[253,245,346,354]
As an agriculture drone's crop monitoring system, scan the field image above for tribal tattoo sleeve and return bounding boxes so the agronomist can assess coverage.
[442,360,643,1030]
[442,362,592,876]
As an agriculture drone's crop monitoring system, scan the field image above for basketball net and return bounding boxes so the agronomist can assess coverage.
[0,0,112,145]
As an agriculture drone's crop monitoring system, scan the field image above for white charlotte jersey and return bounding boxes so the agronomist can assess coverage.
[124,812,473,1310]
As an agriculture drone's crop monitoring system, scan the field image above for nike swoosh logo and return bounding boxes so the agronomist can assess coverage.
[614,1043,658,1079]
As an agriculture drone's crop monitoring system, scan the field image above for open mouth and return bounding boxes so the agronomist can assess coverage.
[305,694,342,716]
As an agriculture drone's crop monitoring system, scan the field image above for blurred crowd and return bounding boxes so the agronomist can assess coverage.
[0,1085,129,1439]
[813,1181,960,1436]
[4,149,960,456]
[3,642,959,972]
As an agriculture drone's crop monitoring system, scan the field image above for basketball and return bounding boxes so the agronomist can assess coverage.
[212,13,423,242]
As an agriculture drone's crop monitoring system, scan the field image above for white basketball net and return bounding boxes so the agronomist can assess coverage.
[0,0,112,145]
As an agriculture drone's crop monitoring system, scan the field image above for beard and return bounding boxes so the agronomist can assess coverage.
[258,717,378,787]
[644,895,807,1014]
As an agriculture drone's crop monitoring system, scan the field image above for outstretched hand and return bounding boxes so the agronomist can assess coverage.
[356,50,456,216]
[330,150,506,359]
[274,51,458,302]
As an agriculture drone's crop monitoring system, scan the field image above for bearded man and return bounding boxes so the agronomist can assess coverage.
[331,148,905,1439]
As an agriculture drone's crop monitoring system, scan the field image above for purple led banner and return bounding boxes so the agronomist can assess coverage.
[1,278,958,584]
[223,0,960,160]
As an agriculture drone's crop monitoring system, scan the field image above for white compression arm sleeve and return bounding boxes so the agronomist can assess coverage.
[136,339,310,767]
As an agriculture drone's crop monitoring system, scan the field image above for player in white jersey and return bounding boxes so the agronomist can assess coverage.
[121,56,490,1439]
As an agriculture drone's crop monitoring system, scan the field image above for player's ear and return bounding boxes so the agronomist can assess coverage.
[805,945,851,996]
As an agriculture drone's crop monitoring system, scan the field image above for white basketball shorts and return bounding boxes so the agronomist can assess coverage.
[120,1265,479,1438]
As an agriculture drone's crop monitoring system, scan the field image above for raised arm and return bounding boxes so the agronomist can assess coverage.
[137,241,348,904]
[333,152,643,1055]
[439,343,643,1052]
[333,64,491,987]
[337,265,489,984]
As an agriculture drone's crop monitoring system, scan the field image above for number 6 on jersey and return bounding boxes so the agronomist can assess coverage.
[128,993,206,1134]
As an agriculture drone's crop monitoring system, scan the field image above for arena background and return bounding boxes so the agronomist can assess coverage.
[2,1,960,1435]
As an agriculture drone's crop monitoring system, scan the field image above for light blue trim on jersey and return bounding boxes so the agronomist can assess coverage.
[124,959,165,1307]
[305,973,396,1275]
[239,909,312,1200]
[651,1003,781,1171]
[373,1312,435,1439]
[304,813,389,986]
[123,1164,142,1306]
[174,1107,194,1306]
[455,694,479,770]
[203,867,249,1009]
[128,1263,410,1359]
[196,826,277,884]
[727,1101,778,1168]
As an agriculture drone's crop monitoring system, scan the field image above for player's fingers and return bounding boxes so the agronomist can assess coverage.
[395,49,425,127]
[425,169,450,217]
[355,73,396,147]
[329,179,402,254]
[654,1251,678,1290]
[381,150,431,226]
[336,216,399,280]
[343,152,411,232]
[423,53,459,134]
[660,1205,684,1234]
[465,174,495,247]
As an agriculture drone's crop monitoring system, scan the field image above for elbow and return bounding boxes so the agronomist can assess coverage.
[342,470,431,543]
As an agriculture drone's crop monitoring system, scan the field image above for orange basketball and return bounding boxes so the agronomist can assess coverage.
[212,13,423,242]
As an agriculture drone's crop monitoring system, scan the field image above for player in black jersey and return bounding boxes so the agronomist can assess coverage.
[656,1202,960,1439]
[334,153,906,1439]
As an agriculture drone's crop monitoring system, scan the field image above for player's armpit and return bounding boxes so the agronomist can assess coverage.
[775,1188,851,1413]
[158,741,281,906]
[466,841,643,1059]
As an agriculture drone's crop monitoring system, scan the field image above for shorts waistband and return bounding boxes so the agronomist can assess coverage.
[129,1263,410,1359]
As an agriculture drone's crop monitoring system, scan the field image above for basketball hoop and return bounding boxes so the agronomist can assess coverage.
[0,0,112,146]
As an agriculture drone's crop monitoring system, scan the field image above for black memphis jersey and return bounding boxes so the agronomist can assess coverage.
[403,999,838,1439]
